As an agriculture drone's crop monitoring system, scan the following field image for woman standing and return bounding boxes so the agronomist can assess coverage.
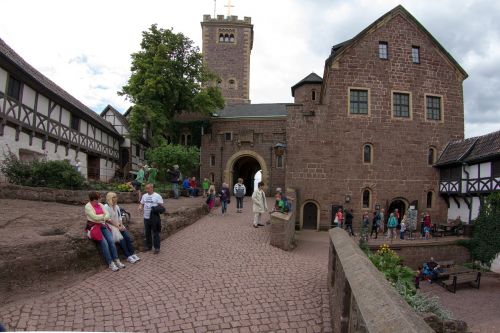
[104,192,140,264]
[218,183,231,216]
[85,192,125,272]
[252,182,268,228]
[387,213,398,240]
[206,184,216,214]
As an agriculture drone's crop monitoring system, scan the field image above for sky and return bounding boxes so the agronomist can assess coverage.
[0,0,499,138]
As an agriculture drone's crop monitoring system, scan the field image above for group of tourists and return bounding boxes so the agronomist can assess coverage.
[85,183,164,272]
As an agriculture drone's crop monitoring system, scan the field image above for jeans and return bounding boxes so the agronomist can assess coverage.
[119,230,135,257]
[345,224,354,236]
[236,197,243,209]
[99,226,119,265]
[221,200,228,214]
[400,231,405,240]
[172,183,179,199]
[144,218,160,250]
[370,225,378,238]
[189,188,199,197]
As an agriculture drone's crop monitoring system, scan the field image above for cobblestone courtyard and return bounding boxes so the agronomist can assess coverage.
[0,198,332,332]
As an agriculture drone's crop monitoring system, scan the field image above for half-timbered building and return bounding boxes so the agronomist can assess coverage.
[0,38,123,181]
[435,130,500,223]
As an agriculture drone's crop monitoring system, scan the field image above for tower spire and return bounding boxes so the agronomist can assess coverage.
[224,0,234,17]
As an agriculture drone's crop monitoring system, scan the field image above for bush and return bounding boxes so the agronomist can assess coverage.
[0,151,85,189]
[467,192,500,265]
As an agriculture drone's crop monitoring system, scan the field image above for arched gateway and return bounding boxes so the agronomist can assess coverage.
[224,150,269,194]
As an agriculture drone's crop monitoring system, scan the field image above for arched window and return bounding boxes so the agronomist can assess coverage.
[224,34,229,42]
[362,189,371,208]
[209,173,215,183]
[426,191,433,208]
[187,135,192,146]
[363,144,372,164]
[216,80,222,88]
[428,148,436,165]
[228,79,236,89]
[312,90,316,101]
[180,134,186,145]
[219,34,224,42]
[229,34,235,42]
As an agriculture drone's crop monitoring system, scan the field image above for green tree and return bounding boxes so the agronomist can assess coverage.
[119,24,224,146]
[146,143,200,177]
[468,192,500,265]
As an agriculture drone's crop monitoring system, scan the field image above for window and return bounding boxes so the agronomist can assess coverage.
[426,96,442,121]
[428,148,436,165]
[135,144,140,157]
[311,90,316,101]
[362,189,371,208]
[440,166,462,181]
[379,42,388,59]
[393,92,410,118]
[219,34,224,42]
[209,173,215,183]
[426,191,433,208]
[363,144,372,164]
[349,89,368,114]
[229,34,235,43]
[7,76,21,100]
[210,155,216,167]
[70,114,80,131]
[216,80,222,88]
[186,134,192,146]
[224,132,232,141]
[412,46,420,64]
[276,155,284,168]
[492,159,500,178]
[228,79,236,89]
[224,34,229,42]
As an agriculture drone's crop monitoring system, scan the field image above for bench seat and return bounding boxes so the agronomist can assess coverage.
[442,272,481,293]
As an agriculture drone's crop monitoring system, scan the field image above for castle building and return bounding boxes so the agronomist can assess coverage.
[200,5,471,230]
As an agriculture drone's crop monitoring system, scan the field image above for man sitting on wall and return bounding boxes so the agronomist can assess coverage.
[182,177,191,197]
[189,177,199,197]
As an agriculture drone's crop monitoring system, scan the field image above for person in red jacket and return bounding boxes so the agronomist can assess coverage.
[189,176,199,197]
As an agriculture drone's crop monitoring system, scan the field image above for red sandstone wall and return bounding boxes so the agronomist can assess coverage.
[287,13,466,229]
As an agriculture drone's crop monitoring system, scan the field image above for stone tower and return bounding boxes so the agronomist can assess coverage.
[201,15,253,105]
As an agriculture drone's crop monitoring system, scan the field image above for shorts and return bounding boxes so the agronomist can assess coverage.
[424,226,430,233]
[131,180,142,190]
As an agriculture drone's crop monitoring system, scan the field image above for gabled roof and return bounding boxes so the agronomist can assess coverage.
[325,5,468,80]
[100,104,129,127]
[291,72,323,97]
[435,130,500,166]
[214,103,288,119]
[0,38,121,138]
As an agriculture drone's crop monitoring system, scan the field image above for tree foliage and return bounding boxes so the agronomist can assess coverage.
[468,192,500,265]
[145,143,199,177]
[119,24,224,146]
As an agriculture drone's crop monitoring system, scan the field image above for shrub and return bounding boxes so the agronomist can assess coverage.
[0,150,32,185]
[114,183,133,192]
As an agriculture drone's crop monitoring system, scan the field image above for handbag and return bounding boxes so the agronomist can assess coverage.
[109,224,124,242]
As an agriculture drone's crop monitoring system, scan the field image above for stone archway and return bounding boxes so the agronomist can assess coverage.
[224,150,269,194]
[388,197,409,225]
[300,200,320,230]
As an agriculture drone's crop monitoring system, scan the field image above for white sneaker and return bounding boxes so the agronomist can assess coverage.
[114,259,125,269]
[109,262,119,272]
[127,256,137,264]
[132,254,141,261]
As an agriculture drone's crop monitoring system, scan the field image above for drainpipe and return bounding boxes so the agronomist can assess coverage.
[269,146,273,195]
[462,162,472,223]
[220,146,224,185]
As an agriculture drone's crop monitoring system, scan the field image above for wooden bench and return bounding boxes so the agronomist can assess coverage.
[437,260,454,268]
[442,271,481,293]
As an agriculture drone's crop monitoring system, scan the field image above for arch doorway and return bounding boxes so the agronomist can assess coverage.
[388,199,407,225]
[232,156,261,195]
[302,202,319,230]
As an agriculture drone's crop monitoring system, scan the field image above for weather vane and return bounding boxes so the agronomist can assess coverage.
[224,0,234,17]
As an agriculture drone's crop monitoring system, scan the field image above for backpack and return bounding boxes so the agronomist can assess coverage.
[235,184,245,197]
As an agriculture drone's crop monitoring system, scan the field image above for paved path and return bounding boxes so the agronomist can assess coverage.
[0,199,331,332]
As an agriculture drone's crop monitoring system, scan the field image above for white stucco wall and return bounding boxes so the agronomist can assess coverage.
[99,158,115,182]
[479,162,491,178]
[447,196,481,223]
[0,67,7,92]
[21,85,36,109]
[61,108,70,127]
[37,94,49,117]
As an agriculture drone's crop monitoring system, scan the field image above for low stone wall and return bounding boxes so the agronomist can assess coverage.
[369,239,471,269]
[328,228,434,333]
[0,183,137,205]
[269,189,296,251]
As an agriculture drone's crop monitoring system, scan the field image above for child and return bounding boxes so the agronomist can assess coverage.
[206,184,216,215]
[202,178,210,198]
[400,219,407,240]
[274,193,285,213]
[218,183,230,216]
[424,225,431,240]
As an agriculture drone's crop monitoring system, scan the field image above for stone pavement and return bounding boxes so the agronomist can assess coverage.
[0,198,332,332]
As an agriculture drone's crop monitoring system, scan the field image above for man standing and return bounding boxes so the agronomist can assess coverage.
[139,183,164,254]
[233,178,246,213]
[345,209,355,236]
[166,165,181,199]
[252,182,268,228]
[132,164,145,203]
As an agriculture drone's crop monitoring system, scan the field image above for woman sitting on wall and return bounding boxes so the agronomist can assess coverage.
[104,192,140,264]
[84,191,126,272]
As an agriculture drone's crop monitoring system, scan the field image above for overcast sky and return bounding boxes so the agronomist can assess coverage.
[1,0,499,138]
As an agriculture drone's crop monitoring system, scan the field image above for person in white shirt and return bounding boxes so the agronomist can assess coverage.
[139,183,164,254]
[252,182,268,228]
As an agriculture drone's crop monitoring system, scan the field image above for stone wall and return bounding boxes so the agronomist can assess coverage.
[269,189,296,250]
[368,239,471,269]
[328,228,434,332]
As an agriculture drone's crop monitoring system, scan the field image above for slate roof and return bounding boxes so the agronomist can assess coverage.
[325,5,468,80]
[291,72,323,97]
[214,103,288,119]
[0,38,120,138]
[435,130,500,166]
